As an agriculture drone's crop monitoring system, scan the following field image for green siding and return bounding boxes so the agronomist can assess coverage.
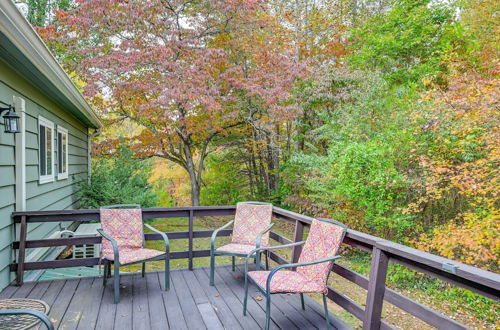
[0,223,14,250]
[0,59,91,290]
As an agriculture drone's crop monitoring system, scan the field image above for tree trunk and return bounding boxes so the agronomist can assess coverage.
[183,143,201,206]
[190,180,200,206]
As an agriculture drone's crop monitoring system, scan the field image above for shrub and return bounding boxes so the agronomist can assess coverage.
[77,145,158,208]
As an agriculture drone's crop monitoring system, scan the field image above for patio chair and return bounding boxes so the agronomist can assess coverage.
[243,218,347,330]
[98,204,170,303]
[210,201,274,286]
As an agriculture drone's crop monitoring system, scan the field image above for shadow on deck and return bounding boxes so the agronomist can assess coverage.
[0,264,349,330]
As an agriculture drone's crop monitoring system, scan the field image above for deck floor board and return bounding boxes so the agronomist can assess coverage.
[1,265,350,329]
[145,272,168,329]
[46,279,79,329]
[158,270,188,330]
[192,268,244,330]
[132,272,151,330]
[213,265,281,330]
[114,273,134,330]
[171,270,207,330]
[59,277,93,330]
[76,277,105,330]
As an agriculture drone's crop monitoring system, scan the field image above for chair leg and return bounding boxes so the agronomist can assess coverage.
[165,255,170,291]
[113,263,120,304]
[256,252,261,271]
[209,252,215,286]
[265,252,269,270]
[300,293,305,310]
[102,260,108,286]
[323,294,331,330]
[265,292,271,330]
[142,263,146,278]
[232,256,235,271]
[243,274,249,316]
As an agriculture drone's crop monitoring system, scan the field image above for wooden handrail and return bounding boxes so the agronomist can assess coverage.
[9,205,499,330]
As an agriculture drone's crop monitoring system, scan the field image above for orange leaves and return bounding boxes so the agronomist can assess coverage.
[415,211,500,270]
[408,61,500,270]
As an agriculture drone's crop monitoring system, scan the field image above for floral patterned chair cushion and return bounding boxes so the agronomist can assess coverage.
[296,219,345,285]
[103,247,165,265]
[100,208,164,265]
[217,202,273,255]
[247,270,327,293]
[216,243,258,255]
[247,219,345,294]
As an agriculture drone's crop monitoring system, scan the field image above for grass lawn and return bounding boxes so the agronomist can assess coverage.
[121,216,232,271]
[121,215,297,272]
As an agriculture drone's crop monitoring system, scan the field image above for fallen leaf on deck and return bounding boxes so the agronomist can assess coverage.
[256,296,263,301]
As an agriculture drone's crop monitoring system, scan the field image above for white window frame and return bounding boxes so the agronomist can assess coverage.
[57,126,69,180]
[38,116,55,184]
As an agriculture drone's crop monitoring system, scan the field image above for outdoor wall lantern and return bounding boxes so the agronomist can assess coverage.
[0,105,20,133]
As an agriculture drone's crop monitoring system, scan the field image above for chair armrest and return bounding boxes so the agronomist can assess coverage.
[244,241,306,274]
[0,309,54,330]
[144,223,170,254]
[210,220,235,251]
[265,255,342,293]
[255,223,275,249]
[97,228,120,264]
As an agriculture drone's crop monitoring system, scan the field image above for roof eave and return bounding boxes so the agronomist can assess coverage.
[0,1,102,129]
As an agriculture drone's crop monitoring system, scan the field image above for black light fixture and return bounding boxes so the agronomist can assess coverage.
[0,105,20,133]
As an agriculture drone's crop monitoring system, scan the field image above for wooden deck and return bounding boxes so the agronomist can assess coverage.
[0,264,349,330]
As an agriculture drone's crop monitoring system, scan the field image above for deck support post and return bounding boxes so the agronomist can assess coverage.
[291,220,304,269]
[15,215,27,286]
[188,210,194,270]
[363,247,389,330]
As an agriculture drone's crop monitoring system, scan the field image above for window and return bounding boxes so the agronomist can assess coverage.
[57,126,69,180]
[39,116,54,184]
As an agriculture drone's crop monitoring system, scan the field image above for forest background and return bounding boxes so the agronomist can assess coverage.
[16,0,499,327]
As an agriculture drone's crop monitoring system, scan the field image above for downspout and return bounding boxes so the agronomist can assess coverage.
[14,96,25,211]
[13,96,25,283]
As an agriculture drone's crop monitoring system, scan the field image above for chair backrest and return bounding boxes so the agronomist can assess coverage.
[100,205,144,255]
[231,201,273,246]
[101,204,141,209]
[297,218,347,285]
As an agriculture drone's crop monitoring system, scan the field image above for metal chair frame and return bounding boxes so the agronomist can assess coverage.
[98,204,170,303]
[0,309,54,330]
[209,201,274,286]
[243,218,348,330]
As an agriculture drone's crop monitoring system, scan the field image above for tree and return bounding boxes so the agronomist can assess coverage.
[348,0,466,85]
[77,145,158,208]
[39,0,304,205]
[15,0,74,27]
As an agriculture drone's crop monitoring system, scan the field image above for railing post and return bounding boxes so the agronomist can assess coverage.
[16,215,27,286]
[363,247,389,330]
[291,220,304,266]
[188,209,194,270]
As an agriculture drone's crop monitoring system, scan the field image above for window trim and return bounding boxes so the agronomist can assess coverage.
[57,126,69,180]
[38,116,54,184]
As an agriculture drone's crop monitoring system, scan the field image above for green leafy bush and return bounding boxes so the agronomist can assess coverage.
[281,70,417,240]
[77,145,158,208]
[200,152,250,206]
[349,0,468,85]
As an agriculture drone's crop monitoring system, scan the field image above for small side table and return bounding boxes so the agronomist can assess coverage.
[0,298,53,330]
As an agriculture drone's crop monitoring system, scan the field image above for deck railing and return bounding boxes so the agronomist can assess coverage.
[10,206,500,330]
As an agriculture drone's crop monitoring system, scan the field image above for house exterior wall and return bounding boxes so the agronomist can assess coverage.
[0,59,90,289]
